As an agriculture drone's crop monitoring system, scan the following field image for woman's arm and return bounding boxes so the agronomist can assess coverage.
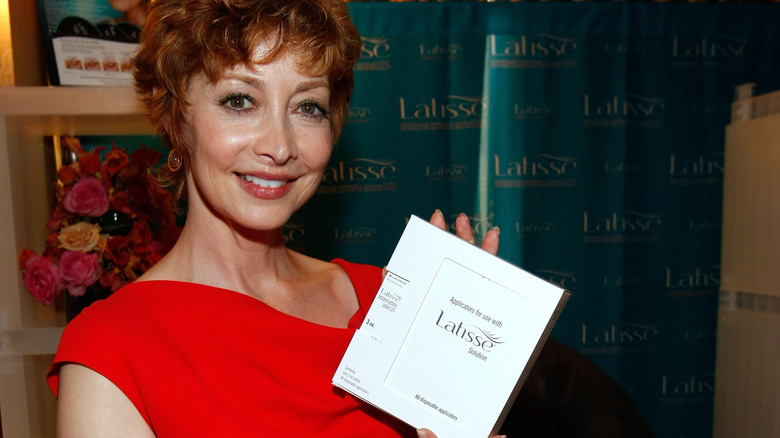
[57,364,155,438]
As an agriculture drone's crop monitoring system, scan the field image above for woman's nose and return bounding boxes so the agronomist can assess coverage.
[253,114,298,164]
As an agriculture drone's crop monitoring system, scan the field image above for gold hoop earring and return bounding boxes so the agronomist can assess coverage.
[167,149,182,172]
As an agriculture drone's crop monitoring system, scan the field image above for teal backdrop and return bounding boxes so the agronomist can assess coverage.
[78,3,780,437]
[287,3,780,437]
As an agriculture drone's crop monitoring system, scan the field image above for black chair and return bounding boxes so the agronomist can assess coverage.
[499,338,656,438]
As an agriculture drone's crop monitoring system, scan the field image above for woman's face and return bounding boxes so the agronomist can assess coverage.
[183,48,333,232]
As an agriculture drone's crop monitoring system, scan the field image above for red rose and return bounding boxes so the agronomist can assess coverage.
[18,249,36,270]
[131,145,162,169]
[104,236,131,266]
[110,190,132,214]
[57,165,79,184]
[100,269,124,292]
[58,251,101,297]
[128,220,152,245]
[104,147,129,177]
[62,177,110,217]
[23,256,62,306]
[78,153,102,175]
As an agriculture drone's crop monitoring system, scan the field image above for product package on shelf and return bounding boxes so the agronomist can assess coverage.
[37,0,146,86]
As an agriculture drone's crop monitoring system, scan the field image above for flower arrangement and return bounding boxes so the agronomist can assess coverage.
[18,136,181,312]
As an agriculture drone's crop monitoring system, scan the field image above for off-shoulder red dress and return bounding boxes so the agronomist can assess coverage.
[48,259,413,437]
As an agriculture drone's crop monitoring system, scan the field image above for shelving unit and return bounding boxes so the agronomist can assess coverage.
[714,89,780,438]
[0,86,151,438]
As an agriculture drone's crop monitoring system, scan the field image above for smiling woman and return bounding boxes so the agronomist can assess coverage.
[45,0,500,437]
[181,61,334,231]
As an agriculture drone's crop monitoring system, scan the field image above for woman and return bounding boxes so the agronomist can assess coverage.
[48,0,501,436]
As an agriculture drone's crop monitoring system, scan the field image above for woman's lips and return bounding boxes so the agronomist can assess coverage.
[235,172,294,199]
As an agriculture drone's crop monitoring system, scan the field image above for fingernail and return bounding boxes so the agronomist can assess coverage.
[417,429,429,438]
[434,209,443,216]
[458,212,468,220]
[492,225,500,236]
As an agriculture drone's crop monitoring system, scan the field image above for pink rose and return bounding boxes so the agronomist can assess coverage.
[23,256,62,306]
[63,177,110,217]
[58,250,101,297]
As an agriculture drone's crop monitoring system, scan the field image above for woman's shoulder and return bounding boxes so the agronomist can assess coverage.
[330,258,382,286]
[68,281,211,328]
[330,258,383,311]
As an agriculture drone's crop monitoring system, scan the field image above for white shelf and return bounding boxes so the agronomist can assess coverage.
[0,86,152,438]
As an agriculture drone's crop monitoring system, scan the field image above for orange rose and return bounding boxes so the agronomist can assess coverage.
[57,222,101,252]
[62,135,87,158]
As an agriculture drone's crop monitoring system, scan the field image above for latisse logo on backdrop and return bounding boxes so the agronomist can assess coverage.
[317,158,398,194]
[671,35,753,69]
[332,225,378,245]
[493,153,577,188]
[514,101,556,121]
[668,152,723,186]
[664,265,719,298]
[419,42,464,61]
[603,159,644,176]
[282,223,306,245]
[399,95,484,131]
[357,36,391,71]
[489,34,577,69]
[282,223,306,251]
[580,321,659,355]
[425,163,468,182]
[602,36,648,57]
[688,216,721,233]
[583,94,666,128]
[346,106,372,124]
[690,100,730,121]
[534,268,577,290]
[515,220,557,237]
[660,372,715,406]
[582,210,662,243]
[602,273,643,289]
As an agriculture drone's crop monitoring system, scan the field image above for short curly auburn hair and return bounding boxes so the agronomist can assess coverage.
[132,0,362,198]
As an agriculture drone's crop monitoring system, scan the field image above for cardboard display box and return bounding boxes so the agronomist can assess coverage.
[37,0,145,86]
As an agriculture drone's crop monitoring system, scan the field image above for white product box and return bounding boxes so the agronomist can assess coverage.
[333,215,569,438]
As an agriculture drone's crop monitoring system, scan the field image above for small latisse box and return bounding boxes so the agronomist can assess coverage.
[333,216,569,438]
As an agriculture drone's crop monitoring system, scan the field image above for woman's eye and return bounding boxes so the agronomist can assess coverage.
[298,100,330,119]
[301,102,318,115]
[221,94,254,111]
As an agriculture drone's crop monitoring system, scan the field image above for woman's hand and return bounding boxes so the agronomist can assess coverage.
[429,209,499,256]
[417,427,506,438]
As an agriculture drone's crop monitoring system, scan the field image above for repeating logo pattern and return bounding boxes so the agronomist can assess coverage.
[292,4,780,437]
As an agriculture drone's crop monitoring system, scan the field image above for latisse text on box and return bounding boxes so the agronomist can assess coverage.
[333,216,569,438]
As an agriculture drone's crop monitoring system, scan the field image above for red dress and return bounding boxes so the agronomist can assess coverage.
[48,259,414,437]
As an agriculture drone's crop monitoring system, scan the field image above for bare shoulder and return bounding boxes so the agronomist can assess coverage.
[289,251,349,280]
[57,364,154,437]
[286,251,359,325]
